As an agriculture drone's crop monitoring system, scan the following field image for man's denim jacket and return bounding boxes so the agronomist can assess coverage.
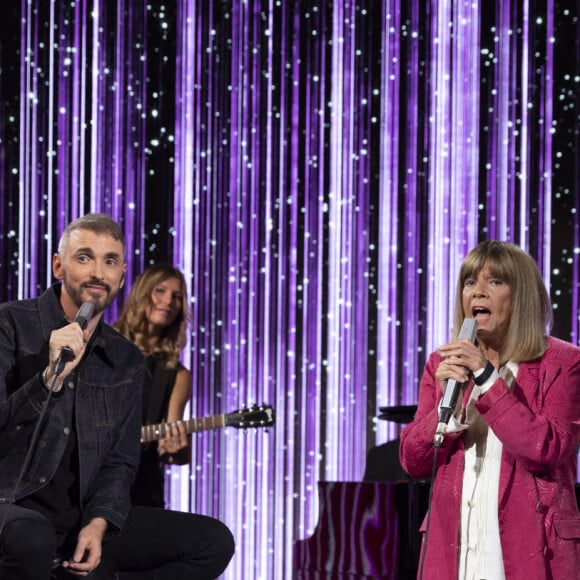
[0,284,145,532]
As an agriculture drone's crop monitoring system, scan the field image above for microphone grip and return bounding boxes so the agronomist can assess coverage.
[438,405,454,426]
[438,377,460,422]
[55,346,75,377]
[434,406,455,448]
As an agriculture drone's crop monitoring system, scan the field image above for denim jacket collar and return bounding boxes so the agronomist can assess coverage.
[38,284,115,368]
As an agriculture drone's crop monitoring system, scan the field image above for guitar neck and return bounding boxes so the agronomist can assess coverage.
[141,413,226,443]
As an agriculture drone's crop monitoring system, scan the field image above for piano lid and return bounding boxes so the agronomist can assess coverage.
[378,404,417,424]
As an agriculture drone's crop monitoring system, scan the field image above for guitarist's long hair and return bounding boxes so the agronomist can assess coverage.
[114,264,189,368]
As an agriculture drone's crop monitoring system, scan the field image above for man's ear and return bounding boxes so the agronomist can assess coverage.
[120,272,126,288]
[52,253,64,280]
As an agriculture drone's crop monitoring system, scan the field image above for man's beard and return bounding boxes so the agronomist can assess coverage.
[62,275,119,314]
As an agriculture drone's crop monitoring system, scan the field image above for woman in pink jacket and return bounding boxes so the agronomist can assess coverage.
[400,240,580,580]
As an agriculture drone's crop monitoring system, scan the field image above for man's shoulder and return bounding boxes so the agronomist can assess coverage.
[0,295,39,313]
[0,286,59,317]
[0,296,41,327]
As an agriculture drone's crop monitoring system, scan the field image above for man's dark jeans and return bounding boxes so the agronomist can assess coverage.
[0,504,235,579]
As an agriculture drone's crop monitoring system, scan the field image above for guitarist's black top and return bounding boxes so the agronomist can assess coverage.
[130,355,178,508]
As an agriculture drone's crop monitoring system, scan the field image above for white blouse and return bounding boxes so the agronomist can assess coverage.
[445,362,518,580]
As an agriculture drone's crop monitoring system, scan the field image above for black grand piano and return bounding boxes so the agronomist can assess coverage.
[293,479,430,579]
[293,405,429,579]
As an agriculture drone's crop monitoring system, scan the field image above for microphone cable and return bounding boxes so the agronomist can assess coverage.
[0,369,65,539]
[417,443,442,580]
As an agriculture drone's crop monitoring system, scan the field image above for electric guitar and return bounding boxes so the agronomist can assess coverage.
[141,404,275,443]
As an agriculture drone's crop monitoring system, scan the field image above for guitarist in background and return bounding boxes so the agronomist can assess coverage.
[114,264,192,508]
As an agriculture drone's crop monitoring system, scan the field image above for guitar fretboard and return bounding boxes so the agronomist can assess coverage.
[141,413,226,443]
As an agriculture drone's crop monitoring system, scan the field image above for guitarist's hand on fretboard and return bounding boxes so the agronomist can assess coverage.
[157,420,190,464]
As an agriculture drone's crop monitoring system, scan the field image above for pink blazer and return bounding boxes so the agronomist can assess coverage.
[400,337,580,580]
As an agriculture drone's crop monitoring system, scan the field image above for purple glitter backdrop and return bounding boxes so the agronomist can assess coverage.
[0,1,578,579]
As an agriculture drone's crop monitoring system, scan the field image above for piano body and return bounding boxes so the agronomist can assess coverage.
[293,405,429,579]
[293,480,430,579]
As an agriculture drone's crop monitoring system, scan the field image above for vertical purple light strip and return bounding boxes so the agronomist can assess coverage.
[228,3,246,574]
[269,4,289,576]
[69,2,82,215]
[326,0,347,482]
[180,0,198,516]
[350,3,371,483]
[377,0,401,440]
[426,0,453,350]
[240,3,262,573]
[280,6,301,576]
[75,1,89,214]
[18,0,34,297]
[505,0,517,238]
[352,2,372,472]
[482,4,498,233]
[254,0,283,577]
[264,4,292,577]
[89,0,100,215]
[399,0,420,410]
[342,9,372,481]
[192,0,207,516]
[44,1,57,287]
[17,0,26,297]
[173,0,187,512]
[500,5,514,239]
[297,0,325,551]
[449,0,480,252]
[260,3,279,577]
[79,0,90,215]
[56,0,70,233]
[465,0,482,246]
[312,0,326,513]
[79,1,90,214]
[540,2,554,283]
[132,1,147,286]
[56,7,67,222]
[518,0,530,248]
[171,0,196,514]
[312,0,372,486]
[245,17,261,566]
[111,0,126,240]
[485,0,511,239]
[175,0,197,515]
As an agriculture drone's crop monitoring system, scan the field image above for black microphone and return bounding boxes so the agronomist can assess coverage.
[434,317,478,447]
[55,302,96,376]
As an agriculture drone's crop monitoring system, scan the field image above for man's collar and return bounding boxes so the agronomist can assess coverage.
[38,283,115,366]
